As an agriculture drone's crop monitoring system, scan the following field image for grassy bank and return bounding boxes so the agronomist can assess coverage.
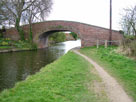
[0,52,108,102]
[0,46,12,49]
[80,46,136,101]
[0,38,37,50]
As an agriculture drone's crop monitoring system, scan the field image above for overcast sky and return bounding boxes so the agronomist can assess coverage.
[47,0,136,30]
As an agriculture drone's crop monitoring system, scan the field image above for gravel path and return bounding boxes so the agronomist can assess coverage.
[73,50,133,102]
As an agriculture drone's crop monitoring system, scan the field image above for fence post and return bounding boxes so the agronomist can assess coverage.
[105,40,108,48]
[97,39,99,48]
[119,40,122,46]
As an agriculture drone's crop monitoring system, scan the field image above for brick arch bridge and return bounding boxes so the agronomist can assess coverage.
[5,20,123,48]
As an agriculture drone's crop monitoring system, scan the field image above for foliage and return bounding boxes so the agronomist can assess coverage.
[0,33,3,38]
[119,30,124,35]
[12,40,37,49]
[124,35,135,40]
[49,32,66,43]
[0,52,108,102]
[120,5,136,39]
[30,42,37,49]
[0,38,37,49]
[15,18,25,41]
[70,32,78,40]
[19,28,25,41]
[56,25,63,29]
[0,26,5,38]
[0,0,52,25]
[0,38,11,46]
[0,46,12,49]
[0,0,52,40]
[80,46,136,101]
[29,26,33,42]
[121,39,136,56]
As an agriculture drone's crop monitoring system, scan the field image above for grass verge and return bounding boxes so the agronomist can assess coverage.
[0,46,12,49]
[0,38,37,50]
[0,51,108,102]
[80,46,136,101]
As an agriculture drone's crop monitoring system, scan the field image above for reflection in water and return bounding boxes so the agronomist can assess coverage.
[0,40,81,92]
[51,39,81,53]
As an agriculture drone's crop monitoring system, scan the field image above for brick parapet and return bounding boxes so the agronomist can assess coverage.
[5,20,123,48]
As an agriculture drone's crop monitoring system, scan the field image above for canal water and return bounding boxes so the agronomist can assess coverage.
[0,40,81,92]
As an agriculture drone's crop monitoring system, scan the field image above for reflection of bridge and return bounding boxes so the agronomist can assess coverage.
[5,20,123,48]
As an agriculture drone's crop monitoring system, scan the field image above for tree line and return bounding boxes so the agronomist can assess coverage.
[120,5,136,39]
[0,0,52,42]
[120,5,136,57]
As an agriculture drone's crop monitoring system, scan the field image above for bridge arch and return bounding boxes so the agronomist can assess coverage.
[35,25,82,48]
[5,20,123,48]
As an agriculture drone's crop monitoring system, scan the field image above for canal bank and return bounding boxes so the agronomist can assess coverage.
[0,51,108,102]
[0,40,81,92]
[0,48,36,53]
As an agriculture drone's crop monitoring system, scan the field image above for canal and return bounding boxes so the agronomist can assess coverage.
[0,40,81,92]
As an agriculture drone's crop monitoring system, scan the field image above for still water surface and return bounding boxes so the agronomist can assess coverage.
[0,40,81,92]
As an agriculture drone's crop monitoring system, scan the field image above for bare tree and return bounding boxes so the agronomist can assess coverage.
[120,5,136,39]
[23,0,52,41]
[0,0,52,40]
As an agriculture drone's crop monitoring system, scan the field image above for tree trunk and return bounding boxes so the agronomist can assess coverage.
[29,19,33,43]
[29,23,33,42]
[134,30,136,39]
[131,23,136,39]
[15,18,25,41]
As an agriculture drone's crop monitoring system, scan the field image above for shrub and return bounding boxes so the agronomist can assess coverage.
[0,33,3,38]
[70,32,78,40]
[121,38,136,57]
[49,32,66,43]
[0,38,11,46]
[0,26,6,38]
[124,35,135,40]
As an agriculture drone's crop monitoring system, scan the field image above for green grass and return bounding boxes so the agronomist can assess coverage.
[80,46,136,101]
[0,46,12,49]
[0,38,37,50]
[0,51,108,102]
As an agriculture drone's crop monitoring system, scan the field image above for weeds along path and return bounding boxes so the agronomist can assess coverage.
[73,50,133,102]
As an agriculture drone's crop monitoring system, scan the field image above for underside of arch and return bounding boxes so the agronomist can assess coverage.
[37,29,82,48]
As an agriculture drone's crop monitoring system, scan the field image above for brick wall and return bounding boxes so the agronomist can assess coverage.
[5,20,123,48]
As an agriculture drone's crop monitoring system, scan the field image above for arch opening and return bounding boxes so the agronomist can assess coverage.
[38,30,81,48]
